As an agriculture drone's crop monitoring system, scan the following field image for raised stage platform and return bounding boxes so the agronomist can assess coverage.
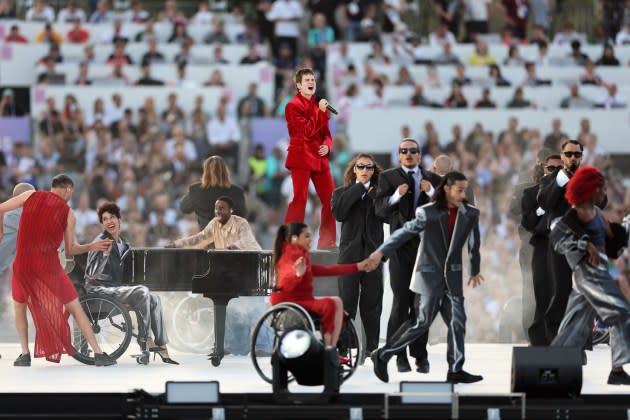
[0,342,629,419]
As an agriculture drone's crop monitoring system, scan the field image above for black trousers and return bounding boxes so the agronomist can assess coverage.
[528,238,553,345]
[519,234,535,338]
[338,268,383,353]
[545,242,573,341]
[387,251,428,361]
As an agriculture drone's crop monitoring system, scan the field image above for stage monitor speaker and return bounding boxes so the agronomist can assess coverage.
[511,346,582,397]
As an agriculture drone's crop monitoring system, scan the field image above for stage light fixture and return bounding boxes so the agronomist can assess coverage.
[276,329,325,386]
[165,381,220,404]
[399,381,454,404]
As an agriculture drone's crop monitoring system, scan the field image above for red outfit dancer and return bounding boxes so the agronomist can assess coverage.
[284,68,336,249]
[271,243,357,334]
[12,192,77,362]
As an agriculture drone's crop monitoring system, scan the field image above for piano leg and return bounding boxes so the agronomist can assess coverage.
[207,296,232,367]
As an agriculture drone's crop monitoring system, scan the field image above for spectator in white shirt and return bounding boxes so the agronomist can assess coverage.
[581,133,606,166]
[428,22,457,48]
[464,0,491,41]
[206,105,241,172]
[165,125,198,162]
[100,19,131,44]
[124,1,150,23]
[57,1,86,23]
[90,0,113,23]
[25,0,55,22]
[192,1,214,24]
[105,93,125,125]
[596,83,627,109]
[552,21,585,46]
[266,0,303,59]
[615,22,630,45]
[75,191,99,242]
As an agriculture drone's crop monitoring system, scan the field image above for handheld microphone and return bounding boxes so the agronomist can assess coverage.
[317,97,338,115]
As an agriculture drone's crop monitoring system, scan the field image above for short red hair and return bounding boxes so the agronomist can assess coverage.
[565,166,604,206]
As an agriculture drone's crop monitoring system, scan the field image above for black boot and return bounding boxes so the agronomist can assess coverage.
[396,354,411,372]
[371,349,390,383]
[608,369,630,385]
[14,353,31,367]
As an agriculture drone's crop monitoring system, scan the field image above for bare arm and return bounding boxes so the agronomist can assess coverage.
[0,190,35,213]
[173,220,215,248]
[64,210,111,255]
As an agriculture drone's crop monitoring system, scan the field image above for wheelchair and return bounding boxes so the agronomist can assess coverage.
[69,290,151,365]
[249,302,364,385]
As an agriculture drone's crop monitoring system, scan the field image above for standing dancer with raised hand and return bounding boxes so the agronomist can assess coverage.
[283,67,337,249]
[550,166,630,385]
[0,174,115,366]
[369,172,484,384]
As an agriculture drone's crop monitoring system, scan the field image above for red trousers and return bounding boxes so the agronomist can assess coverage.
[284,165,336,248]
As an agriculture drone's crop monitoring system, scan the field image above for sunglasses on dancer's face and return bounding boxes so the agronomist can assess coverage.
[399,147,419,155]
[355,163,375,171]
[545,165,563,171]
[563,151,583,158]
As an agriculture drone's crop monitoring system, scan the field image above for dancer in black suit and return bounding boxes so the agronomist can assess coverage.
[521,153,562,345]
[332,154,384,353]
[374,138,441,373]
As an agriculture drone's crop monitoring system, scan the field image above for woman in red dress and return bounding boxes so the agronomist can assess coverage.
[0,174,114,365]
[270,222,372,347]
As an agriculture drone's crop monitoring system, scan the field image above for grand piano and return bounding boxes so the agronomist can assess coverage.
[68,248,274,366]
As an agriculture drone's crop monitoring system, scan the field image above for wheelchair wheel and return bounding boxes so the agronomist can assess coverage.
[171,294,214,354]
[250,303,316,384]
[337,316,362,382]
[71,294,133,365]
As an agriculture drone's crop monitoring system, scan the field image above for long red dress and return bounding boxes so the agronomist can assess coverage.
[270,243,358,334]
[12,191,77,363]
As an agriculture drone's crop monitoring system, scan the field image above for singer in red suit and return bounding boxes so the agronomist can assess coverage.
[284,68,337,249]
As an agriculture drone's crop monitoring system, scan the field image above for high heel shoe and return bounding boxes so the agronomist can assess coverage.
[149,347,179,365]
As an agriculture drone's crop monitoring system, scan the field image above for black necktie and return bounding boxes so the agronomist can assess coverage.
[407,170,416,209]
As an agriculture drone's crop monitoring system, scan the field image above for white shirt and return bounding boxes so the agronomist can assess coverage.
[26,6,55,22]
[165,138,198,161]
[266,0,303,38]
[465,0,491,21]
[428,31,457,48]
[206,117,241,145]
[75,208,99,238]
[192,11,214,25]
[615,29,630,45]
[57,8,87,22]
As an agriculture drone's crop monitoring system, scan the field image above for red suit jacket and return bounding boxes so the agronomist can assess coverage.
[284,92,333,172]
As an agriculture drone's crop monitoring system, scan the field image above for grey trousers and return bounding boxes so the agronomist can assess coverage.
[552,262,630,368]
[380,290,467,373]
[86,284,169,347]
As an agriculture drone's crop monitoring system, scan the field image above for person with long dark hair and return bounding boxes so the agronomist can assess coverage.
[270,222,373,348]
[331,154,384,353]
[179,155,247,229]
[369,172,484,384]
[550,166,630,385]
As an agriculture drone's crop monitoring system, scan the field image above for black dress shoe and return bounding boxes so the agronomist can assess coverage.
[415,358,430,374]
[446,370,483,384]
[607,369,630,385]
[396,354,412,373]
[14,353,31,367]
[371,350,389,383]
[94,352,117,366]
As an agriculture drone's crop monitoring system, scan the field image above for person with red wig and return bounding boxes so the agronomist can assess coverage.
[550,166,630,385]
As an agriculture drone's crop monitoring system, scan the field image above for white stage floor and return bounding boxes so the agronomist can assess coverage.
[0,343,627,396]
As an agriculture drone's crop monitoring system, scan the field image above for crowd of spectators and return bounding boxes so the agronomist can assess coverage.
[2,0,630,343]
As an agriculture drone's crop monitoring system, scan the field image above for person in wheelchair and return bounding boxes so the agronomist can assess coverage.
[85,202,178,364]
[270,222,374,349]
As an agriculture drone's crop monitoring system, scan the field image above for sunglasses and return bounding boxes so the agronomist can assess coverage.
[355,163,375,171]
[545,165,563,171]
[563,151,583,158]
[399,147,419,155]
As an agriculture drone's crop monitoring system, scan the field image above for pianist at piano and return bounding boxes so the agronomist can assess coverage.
[166,195,271,356]
[84,202,179,365]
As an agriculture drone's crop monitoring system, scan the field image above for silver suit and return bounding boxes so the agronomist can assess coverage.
[550,211,630,368]
[85,233,169,347]
[377,202,481,372]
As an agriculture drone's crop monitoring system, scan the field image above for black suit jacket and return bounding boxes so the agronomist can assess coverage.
[332,183,384,263]
[521,183,549,245]
[179,182,247,229]
[374,166,441,261]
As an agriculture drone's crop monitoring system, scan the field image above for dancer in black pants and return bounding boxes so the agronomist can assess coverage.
[538,140,602,340]
[332,154,384,353]
[374,139,441,374]
[521,153,563,345]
